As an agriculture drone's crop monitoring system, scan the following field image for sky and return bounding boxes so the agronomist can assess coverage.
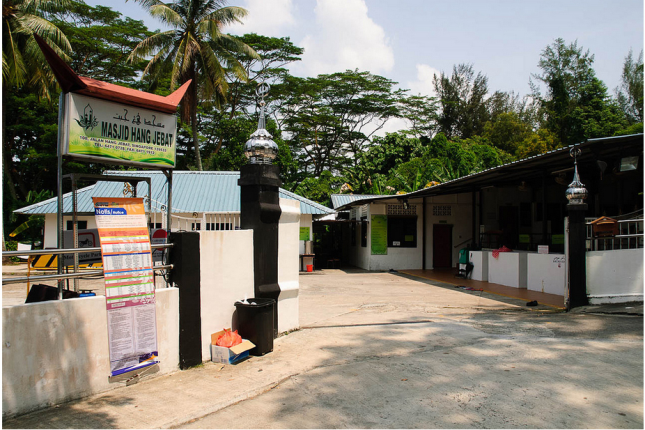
[86,0,643,133]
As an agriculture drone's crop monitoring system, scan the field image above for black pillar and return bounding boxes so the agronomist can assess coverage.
[567,204,589,310]
[168,232,203,369]
[238,164,282,338]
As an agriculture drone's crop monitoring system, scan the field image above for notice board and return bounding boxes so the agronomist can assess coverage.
[93,197,158,377]
[371,215,388,255]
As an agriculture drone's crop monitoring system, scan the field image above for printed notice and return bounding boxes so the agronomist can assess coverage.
[371,215,388,255]
[93,197,158,377]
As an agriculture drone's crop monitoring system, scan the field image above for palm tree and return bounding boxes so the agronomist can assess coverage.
[128,0,259,171]
[3,0,72,99]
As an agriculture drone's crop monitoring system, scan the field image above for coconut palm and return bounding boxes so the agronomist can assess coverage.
[128,0,259,171]
[3,0,71,99]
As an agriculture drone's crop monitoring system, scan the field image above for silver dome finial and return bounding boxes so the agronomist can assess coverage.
[244,82,278,164]
[566,147,588,205]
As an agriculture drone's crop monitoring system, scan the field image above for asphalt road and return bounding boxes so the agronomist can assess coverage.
[2,268,642,429]
[182,270,643,429]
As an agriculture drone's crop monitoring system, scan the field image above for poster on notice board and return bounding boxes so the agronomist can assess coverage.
[93,197,158,377]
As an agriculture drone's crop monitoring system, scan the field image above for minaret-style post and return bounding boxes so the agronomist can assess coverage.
[239,83,281,338]
[565,147,589,310]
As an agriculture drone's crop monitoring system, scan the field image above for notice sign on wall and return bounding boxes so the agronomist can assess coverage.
[299,227,310,241]
[93,197,158,377]
[65,93,177,168]
[371,215,388,255]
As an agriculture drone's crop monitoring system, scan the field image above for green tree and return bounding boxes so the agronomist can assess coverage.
[53,1,152,86]
[3,0,72,99]
[433,63,489,139]
[483,112,533,154]
[531,38,626,144]
[516,128,560,158]
[615,49,643,124]
[281,70,403,182]
[128,0,259,171]
[398,93,439,138]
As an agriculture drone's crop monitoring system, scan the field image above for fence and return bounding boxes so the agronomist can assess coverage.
[170,212,241,232]
[586,219,644,251]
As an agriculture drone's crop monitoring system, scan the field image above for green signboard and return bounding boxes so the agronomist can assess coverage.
[64,93,177,168]
[519,234,530,244]
[371,215,388,255]
[299,227,310,241]
[552,234,564,245]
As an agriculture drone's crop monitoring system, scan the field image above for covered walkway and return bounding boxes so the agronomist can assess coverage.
[400,269,566,309]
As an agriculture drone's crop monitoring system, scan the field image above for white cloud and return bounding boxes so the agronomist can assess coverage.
[293,0,394,77]
[407,64,440,98]
[227,0,295,37]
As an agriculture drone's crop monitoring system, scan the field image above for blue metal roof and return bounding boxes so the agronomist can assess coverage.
[16,171,335,216]
[330,194,386,209]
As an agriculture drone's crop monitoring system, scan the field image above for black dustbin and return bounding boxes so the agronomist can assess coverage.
[234,298,275,356]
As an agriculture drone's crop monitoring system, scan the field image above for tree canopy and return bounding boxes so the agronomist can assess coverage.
[2,0,643,244]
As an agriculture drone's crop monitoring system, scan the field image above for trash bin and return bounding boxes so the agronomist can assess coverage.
[234,298,275,356]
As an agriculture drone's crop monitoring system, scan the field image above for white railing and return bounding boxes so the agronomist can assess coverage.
[167,212,241,232]
[586,219,644,251]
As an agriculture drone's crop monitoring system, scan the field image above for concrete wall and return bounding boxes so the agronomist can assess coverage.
[526,253,566,296]
[278,198,300,333]
[488,251,528,288]
[2,288,179,418]
[586,248,644,304]
[469,250,488,281]
[425,194,474,269]
[44,214,98,248]
[368,203,423,271]
[197,231,255,361]
[347,205,371,270]
[298,214,313,255]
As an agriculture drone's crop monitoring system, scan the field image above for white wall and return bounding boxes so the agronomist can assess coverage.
[368,203,423,271]
[44,214,98,248]
[425,194,474,269]
[298,214,313,255]
[488,251,528,288]
[586,248,644,304]
[278,198,300,333]
[2,288,179,418]
[197,230,255,361]
[469,250,488,281]
[526,253,566,296]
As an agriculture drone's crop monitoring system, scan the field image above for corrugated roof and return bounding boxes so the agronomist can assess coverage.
[16,171,335,216]
[335,133,644,211]
[330,194,386,209]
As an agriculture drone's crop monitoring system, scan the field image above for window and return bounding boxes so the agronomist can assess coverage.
[432,205,451,216]
[191,223,201,231]
[388,217,417,248]
[66,220,87,230]
[149,223,162,229]
[206,223,233,231]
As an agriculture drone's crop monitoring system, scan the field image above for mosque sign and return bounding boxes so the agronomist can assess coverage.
[63,93,177,168]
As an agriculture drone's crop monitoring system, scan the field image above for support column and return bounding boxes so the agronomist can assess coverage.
[168,232,202,369]
[567,204,588,309]
[239,164,282,338]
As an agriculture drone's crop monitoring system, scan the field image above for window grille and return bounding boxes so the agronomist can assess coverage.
[350,208,358,220]
[432,205,452,216]
[387,204,417,216]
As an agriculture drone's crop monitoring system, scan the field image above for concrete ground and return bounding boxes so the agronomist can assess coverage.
[3,268,643,429]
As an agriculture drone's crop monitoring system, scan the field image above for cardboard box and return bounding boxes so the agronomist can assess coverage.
[210,330,255,364]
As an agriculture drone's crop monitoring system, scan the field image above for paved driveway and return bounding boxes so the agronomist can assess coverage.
[183,269,643,429]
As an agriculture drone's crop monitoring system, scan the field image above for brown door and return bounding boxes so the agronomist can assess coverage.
[433,224,453,268]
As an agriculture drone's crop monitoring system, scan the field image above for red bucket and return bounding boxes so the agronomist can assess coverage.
[306,264,313,272]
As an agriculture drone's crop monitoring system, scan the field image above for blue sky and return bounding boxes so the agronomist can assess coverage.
[87,0,642,133]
